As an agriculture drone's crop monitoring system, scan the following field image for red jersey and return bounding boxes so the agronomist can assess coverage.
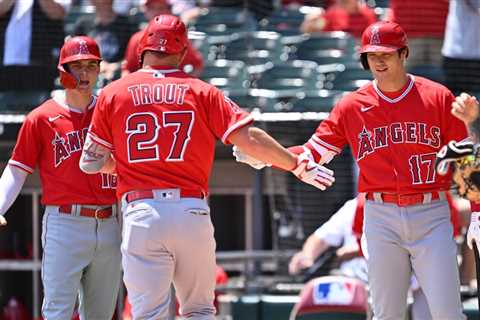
[122,30,204,75]
[306,75,468,194]
[387,0,448,38]
[89,66,253,198]
[322,5,377,38]
[9,96,117,205]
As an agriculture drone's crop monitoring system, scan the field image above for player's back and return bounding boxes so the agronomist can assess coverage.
[97,67,248,197]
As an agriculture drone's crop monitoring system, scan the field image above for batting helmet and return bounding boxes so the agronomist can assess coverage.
[57,36,102,89]
[359,21,408,69]
[137,14,188,63]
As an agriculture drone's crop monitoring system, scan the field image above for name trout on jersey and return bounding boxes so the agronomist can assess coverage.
[357,122,440,160]
[128,83,189,106]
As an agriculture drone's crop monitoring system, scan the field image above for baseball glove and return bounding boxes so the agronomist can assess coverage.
[436,140,480,202]
[453,150,480,202]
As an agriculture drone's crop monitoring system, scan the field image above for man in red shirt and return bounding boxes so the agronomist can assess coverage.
[79,14,335,319]
[237,21,468,319]
[0,37,121,319]
[122,0,204,77]
[300,0,377,39]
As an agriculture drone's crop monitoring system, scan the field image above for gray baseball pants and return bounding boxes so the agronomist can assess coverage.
[41,205,122,319]
[121,190,217,320]
[363,199,465,320]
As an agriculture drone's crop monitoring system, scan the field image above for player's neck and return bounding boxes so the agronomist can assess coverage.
[65,90,94,112]
[375,73,409,92]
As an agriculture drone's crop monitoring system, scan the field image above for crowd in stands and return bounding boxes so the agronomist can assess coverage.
[0,0,478,111]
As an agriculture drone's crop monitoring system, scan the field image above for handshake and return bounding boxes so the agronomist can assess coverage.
[232,146,335,191]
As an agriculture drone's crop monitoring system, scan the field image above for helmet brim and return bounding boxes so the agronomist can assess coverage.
[61,54,102,65]
[359,45,401,54]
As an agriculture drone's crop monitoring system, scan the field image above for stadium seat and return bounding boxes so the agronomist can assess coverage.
[0,91,50,112]
[289,276,368,320]
[191,6,257,35]
[259,7,307,35]
[296,49,357,67]
[201,60,249,90]
[296,32,356,55]
[290,90,343,112]
[327,79,371,92]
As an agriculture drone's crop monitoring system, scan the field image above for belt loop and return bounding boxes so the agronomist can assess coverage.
[373,192,383,203]
[423,193,432,204]
[72,204,80,216]
[438,191,446,201]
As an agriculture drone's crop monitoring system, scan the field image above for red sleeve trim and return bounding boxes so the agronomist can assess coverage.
[221,115,254,144]
[88,132,113,150]
[8,160,33,174]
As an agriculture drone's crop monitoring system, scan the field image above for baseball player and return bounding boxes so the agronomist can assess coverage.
[236,21,468,319]
[0,36,122,319]
[448,93,480,254]
[78,14,335,320]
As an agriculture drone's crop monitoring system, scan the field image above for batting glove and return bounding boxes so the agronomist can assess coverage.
[291,152,335,190]
[232,146,269,170]
[467,212,480,253]
[436,140,474,175]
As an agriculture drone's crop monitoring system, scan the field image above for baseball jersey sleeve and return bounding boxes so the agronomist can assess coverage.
[88,91,114,150]
[205,87,253,144]
[306,98,348,161]
[9,115,41,174]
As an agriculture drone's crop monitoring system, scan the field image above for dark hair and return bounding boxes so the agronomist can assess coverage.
[360,47,409,70]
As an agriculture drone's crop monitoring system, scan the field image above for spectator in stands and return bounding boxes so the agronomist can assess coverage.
[288,194,367,281]
[122,0,204,77]
[0,0,69,91]
[442,0,480,96]
[300,0,376,39]
[386,0,448,68]
[72,0,136,82]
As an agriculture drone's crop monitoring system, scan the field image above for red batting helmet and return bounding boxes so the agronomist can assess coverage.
[137,14,188,62]
[360,21,408,54]
[57,36,102,89]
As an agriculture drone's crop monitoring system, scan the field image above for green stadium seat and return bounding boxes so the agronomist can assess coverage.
[291,90,343,112]
[191,6,256,35]
[259,8,307,35]
[328,79,371,92]
[201,60,249,90]
[296,49,357,67]
[296,32,356,54]
[0,91,50,112]
[407,65,445,84]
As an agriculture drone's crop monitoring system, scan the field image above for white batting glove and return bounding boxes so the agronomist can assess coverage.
[291,152,335,190]
[232,146,269,170]
[467,212,480,253]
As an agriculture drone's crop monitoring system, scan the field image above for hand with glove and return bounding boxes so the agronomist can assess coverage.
[232,146,269,170]
[435,140,474,176]
[467,212,480,254]
[291,151,335,190]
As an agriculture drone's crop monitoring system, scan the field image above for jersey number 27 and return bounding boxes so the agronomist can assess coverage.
[126,111,194,163]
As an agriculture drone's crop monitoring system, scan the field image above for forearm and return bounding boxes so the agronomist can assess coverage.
[38,0,66,20]
[231,127,297,171]
[0,0,14,17]
[301,235,329,261]
[80,134,112,174]
[0,165,27,215]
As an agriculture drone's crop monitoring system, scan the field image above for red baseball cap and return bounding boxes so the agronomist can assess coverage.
[360,21,408,54]
[144,0,168,6]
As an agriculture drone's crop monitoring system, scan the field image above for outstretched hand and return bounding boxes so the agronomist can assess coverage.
[452,92,479,125]
[0,215,7,226]
[291,152,335,190]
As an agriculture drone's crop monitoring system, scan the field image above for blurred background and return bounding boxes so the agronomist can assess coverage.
[0,0,479,319]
